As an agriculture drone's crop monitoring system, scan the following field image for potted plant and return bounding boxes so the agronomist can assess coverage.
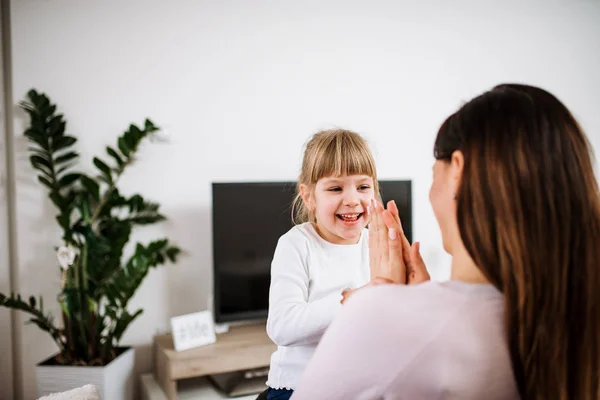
[0,90,181,399]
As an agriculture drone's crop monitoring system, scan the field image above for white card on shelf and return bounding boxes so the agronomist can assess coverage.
[170,310,217,351]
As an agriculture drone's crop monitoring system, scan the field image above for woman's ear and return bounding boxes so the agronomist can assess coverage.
[299,184,314,211]
[450,150,464,195]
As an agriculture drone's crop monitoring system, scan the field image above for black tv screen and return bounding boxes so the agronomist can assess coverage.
[211,180,412,323]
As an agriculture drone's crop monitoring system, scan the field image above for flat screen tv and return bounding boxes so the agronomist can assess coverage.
[211,180,412,323]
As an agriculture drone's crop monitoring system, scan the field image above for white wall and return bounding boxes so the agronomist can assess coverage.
[6,1,600,399]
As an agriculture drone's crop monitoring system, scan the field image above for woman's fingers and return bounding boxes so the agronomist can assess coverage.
[387,200,429,284]
[369,199,392,281]
[370,199,420,284]
[387,200,412,264]
[375,201,390,279]
[407,241,431,284]
[382,209,406,284]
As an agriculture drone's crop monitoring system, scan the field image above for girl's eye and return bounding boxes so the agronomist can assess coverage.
[359,185,371,191]
[328,187,342,192]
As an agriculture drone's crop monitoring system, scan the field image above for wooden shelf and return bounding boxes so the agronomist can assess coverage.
[154,323,276,399]
[140,374,257,400]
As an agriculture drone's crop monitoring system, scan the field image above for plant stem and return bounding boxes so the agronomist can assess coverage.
[75,246,89,361]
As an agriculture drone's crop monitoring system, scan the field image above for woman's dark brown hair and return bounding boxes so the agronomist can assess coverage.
[434,84,600,399]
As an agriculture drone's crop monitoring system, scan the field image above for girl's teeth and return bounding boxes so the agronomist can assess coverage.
[338,213,361,221]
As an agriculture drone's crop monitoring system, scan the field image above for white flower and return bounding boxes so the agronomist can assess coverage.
[57,245,77,270]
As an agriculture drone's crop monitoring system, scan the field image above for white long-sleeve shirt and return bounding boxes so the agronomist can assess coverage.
[266,222,370,390]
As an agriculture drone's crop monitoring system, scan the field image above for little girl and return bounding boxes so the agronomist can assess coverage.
[265,129,379,400]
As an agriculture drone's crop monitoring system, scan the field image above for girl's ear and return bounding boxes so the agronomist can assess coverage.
[299,184,314,211]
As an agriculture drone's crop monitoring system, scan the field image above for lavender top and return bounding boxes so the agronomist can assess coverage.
[292,280,519,399]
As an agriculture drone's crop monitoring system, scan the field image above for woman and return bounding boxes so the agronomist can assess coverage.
[291,84,600,399]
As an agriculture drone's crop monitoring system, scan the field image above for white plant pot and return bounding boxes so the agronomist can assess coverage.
[36,347,135,400]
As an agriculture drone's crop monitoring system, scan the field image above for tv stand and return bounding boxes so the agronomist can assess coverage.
[154,323,275,399]
[207,366,270,397]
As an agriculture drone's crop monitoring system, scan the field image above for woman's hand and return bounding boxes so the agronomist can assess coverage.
[368,199,406,283]
[405,241,430,284]
[341,277,392,304]
[383,200,430,285]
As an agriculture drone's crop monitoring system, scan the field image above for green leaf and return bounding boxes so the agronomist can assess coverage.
[56,164,75,176]
[45,104,57,117]
[127,215,166,225]
[111,309,143,343]
[80,175,100,202]
[128,194,142,210]
[21,108,39,123]
[144,119,159,133]
[166,247,181,262]
[24,127,45,141]
[30,149,48,157]
[47,115,65,137]
[38,176,54,189]
[58,173,81,188]
[117,137,130,158]
[0,291,62,348]
[125,126,137,148]
[35,96,49,111]
[54,136,77,150]
[93,157,111,180]
[31,163,52,177]
[106,146,124,167]
[30,155,51,171]
[50,193,64,209]
[149,239,168,251]
[56,214,70,231]
[55,151,78,165]
[129,125,142,142]
[24,132,49,151]
[28,89,39,97]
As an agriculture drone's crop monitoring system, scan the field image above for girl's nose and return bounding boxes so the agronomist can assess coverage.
[343,194,360,207]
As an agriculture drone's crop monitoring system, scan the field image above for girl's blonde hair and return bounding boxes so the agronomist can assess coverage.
[292,129,380,224]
